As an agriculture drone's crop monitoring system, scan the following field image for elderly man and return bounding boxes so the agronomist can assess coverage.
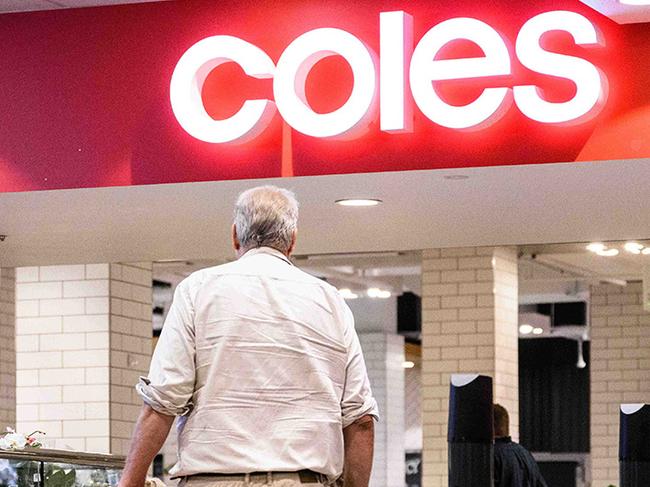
[119,186,378,487]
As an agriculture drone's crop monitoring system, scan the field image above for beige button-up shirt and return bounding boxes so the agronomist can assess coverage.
[136,247,378,482]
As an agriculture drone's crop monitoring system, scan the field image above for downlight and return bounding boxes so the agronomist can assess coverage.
[335,198,383,207]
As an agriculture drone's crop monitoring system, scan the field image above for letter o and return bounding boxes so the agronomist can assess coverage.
[273,28,377,138]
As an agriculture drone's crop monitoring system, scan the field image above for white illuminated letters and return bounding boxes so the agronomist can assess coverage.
[410,18,512,130]
[380,11,413,132]
[170,35,276,144]
[273,28,377,138]
[170,10,607,143]
[514,10,606,124]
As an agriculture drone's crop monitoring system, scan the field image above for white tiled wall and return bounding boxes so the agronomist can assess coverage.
[15,264,111,451]
[109,262,152,456]
[15,263,152,455]
[590,282,650,486]
[0,268,16,427]
[359,332,405,487]
[421,247,519,487]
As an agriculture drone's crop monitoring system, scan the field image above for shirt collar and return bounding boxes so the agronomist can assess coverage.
[241,246,293,266]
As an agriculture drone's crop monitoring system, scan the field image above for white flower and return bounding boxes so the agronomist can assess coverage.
[0,432,28,450]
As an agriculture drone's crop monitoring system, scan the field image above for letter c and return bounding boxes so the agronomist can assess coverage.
[170,36,276,144]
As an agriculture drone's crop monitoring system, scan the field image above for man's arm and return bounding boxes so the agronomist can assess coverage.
[119,405,175,487]
[342,415,374,487]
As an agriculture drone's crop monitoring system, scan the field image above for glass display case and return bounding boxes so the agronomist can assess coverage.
[0,449,124,487]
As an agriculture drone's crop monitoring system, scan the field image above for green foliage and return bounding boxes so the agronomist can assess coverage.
[44,465,75,487]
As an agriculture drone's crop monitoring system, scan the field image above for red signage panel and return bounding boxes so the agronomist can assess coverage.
[0,0,649,192]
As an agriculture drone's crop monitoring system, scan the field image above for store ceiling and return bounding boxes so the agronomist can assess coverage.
[2,158,650,268]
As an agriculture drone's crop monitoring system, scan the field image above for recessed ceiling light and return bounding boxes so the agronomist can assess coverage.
[443,175,470,180]
[519,324,533,335]
[532,327,544,335]
[367,287,391,299]
[335,198,382,207]
[339,288,359,300]
[597,248,619,257]
[624,242,644,254]
[586,242,606,253]
[403,361,415,369]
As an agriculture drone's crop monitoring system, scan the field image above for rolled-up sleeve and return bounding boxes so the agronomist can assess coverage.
[340,304,379,428]
[136,279,196,416]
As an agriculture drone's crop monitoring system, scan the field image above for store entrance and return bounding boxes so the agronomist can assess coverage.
[2,158,650,487]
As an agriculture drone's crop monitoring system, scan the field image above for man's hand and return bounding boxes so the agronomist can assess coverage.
[342,415,374,487]
[119,404,175,487]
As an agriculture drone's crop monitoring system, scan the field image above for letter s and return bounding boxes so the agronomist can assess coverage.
[514,10,607,124]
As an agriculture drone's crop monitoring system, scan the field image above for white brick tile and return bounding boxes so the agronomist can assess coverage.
[131,285,152,304]
[16,335,39,352]
[16,267,39,283]
[16,386,61,404]
[85,403,109,420]
[121,265,152,287]
[63,419,109,437]
[16,282,62,300]
[63,350,109,368]
[16,370,39,387]
[85,264,109,280]
[63,385,108,403]
[39,368,85,386]
[85,367,109,385]
[86,332,109,349]
[86,436,110,453]
[16,300,39,317]
[16,316,62,335]
[110,264,123,280]
[63,280,109,298]
[39,403,85,421]
[16,404,39,421]
[39,333,85,351]
[63,314,108,333]
[39,265,85,282]
[54,437,85,450]
[18,420,62,438]
[85,297,109,315]
[40,298,85,316]
[16,351,61,370]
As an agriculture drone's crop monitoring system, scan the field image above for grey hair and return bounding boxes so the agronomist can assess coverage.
[233,186,299,253]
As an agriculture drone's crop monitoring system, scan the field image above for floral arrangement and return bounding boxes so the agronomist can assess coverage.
[0,427,45,450]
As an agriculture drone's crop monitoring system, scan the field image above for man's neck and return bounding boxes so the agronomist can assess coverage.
[239,246,291,260]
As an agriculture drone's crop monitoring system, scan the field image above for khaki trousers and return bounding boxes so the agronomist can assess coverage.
[180,473,328,487]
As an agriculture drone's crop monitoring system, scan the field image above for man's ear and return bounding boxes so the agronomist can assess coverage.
[287,230,297,256]
[232,224,241,251]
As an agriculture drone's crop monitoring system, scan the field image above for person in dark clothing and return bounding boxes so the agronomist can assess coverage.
[493,404,548,487]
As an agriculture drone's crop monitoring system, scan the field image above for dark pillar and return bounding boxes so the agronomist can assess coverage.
[448,374,493,487]
[620,404,650,487]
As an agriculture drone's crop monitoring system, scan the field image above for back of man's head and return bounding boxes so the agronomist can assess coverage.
[233,185,299,255]
[493,403,510,438]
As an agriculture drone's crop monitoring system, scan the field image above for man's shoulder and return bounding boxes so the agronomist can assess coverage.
[184,259,340,292]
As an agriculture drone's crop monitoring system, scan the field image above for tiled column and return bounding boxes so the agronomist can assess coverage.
[358,332,405,487]
[590,282,650,486]
[421,247,519,487]
[15,263,151,454]
[0,268,16,427]
[109,262,153,455]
